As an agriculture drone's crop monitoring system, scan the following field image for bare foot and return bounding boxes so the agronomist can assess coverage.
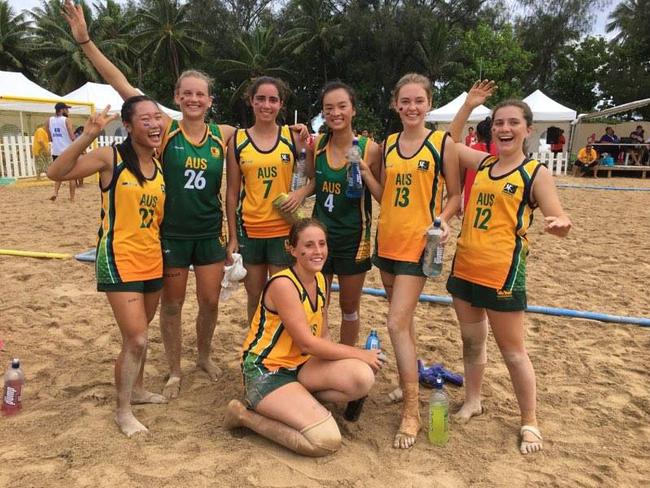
[453,402,483,424]
[197,357,222,381]
[131,389,168,405]
[115,411,148,437]
[387,387,402,403]
[393,413,420,449]
[162,375,181,399]
[520,425,543,454]
[224,399,246,429]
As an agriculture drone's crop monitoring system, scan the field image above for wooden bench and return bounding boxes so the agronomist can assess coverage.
[594,165,650,179]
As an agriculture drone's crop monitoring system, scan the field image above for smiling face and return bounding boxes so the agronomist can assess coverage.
[174,76,211,119]
[290,224,328,273]
[125,101,164,148]
[393,82,431,129]
[251,83,283,123]
[491,105,532,156]
[323,88,356,132]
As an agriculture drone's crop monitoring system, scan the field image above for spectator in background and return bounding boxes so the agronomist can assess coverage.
[572,143,599,177]
[32,124,50,180]
[598,127,620,161]
[550,129,565,156]
[629,125,645,165]
[46,102,76,201]
[465,126,476,146]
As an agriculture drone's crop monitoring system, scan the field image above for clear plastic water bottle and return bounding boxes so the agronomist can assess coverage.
[345,138,363,198]
[291,148,307,191]
[2,358,25,416]
[428,375,449,446]
[344,329,380,421]
[422,218,444,277]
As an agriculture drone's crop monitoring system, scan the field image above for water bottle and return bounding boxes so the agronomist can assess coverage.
[2,358,25,416]
[344,329,380,421]
[291,148,307,191]
[422,218,444,277]
[345,138,363,198]
[428,376,449,446]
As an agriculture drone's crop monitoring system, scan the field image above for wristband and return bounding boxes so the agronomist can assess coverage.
[78,38,91,45]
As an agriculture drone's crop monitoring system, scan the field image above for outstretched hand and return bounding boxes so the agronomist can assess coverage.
[544,214,572,238]
[83,106,120,139]
[465,80,497,109]
[62,0,90,43]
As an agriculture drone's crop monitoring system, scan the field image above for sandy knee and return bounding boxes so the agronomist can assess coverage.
[301,413,341,455]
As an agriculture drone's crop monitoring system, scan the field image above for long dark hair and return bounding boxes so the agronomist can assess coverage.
[476,117,492,150]
[116,95,158,186]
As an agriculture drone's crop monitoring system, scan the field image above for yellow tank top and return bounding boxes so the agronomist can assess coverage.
[376,130,447,263]
[96,147,165,284]
[241,268,326,372]
[235,125,296,238]
[452,156,543,291]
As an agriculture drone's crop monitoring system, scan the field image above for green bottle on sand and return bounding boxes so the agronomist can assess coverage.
[428,375,449,446]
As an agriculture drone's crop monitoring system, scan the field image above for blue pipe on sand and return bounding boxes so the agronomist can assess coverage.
[557,184,650,192]
[330,284,650,328]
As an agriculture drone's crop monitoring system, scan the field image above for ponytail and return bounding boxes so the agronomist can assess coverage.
[116,136,146,186]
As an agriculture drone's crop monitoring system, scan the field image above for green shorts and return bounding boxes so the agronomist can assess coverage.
[161,237,226,268]
[372,254,425,277]
[97,277,163,293]
[243,366,302,409]
[322,255,371,276]
[446,275,527,312]
[238,232,291,267]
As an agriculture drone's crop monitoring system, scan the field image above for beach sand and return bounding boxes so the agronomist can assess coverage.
[0,177,648,487]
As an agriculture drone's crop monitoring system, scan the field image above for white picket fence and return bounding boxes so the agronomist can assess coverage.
[0,135,124,179]
[530,151,568,176]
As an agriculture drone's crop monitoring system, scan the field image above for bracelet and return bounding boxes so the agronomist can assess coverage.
[78,38,91,45]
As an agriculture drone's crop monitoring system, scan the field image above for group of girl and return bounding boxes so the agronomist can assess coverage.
[53,0,571,455]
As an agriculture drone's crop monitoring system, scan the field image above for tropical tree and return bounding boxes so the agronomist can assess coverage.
[0,0,33,73]
[134,0,203,80]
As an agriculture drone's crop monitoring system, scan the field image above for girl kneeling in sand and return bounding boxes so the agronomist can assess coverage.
[48,97,167,437]
[447,91,572,454]
[225,219,384,456]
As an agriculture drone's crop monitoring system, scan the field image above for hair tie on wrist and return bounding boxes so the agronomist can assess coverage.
[78,38,91,45]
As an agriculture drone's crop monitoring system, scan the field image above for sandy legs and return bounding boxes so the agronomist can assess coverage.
[106,290,164,437]
[325,272,367,347]
[50,180,76,201]
[160,262,225,399]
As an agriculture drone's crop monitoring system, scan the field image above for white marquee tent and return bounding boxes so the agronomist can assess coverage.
[522,90,577,153]
[425,92,491,123]
[64,82,182,120]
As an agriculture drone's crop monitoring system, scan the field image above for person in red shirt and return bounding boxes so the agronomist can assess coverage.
[465,126,477,146]
[551,130,565,156]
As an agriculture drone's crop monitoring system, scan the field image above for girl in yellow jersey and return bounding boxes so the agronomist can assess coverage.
[226,77,313,325]
[48,97,169,438]
[224,219,383,457]
[363,74,461,449]
[447,89,571,455]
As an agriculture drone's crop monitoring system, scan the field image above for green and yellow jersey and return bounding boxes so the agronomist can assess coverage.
[376,130,447,263]
[235,125,296,238]
[312,134,371,262]
[96,146,165,284]
[159,120,225,239]
[242,268,327,373]
[452,156,543,291]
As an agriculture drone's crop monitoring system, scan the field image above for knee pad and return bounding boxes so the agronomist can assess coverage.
[300,413,341,455]
[460,320,488,365]
[342,311,359,321]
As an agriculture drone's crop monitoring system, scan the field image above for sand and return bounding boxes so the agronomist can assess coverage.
[1,176,649,487]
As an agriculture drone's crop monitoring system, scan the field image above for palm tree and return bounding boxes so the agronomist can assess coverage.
[216,26,293,124]
[30,0,133,93]
[133,0,203,80]
[0,0,32,72]
[605,0,646,45]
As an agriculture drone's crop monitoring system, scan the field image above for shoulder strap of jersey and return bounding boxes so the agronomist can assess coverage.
[234,129,250,164]
[280,125,297,159]
[477,155,498,171]
[358,135,369,159]
[423,130,445,174]
[207,122,224,150]
[518,158,544,208]
[315,133,330,157]
[383,132,399,163]
[160,119,180,158]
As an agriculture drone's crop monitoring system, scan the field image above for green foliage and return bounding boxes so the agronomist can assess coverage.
[0,0,32,73]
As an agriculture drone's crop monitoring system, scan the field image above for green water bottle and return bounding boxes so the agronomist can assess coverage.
[428,375,449,446]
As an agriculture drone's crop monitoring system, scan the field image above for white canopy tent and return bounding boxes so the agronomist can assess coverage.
[522,90,576,153]
[64,82,182,120]
[425,92,491,123]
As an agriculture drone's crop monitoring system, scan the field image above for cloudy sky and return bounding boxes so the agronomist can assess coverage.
[9,0,620,38]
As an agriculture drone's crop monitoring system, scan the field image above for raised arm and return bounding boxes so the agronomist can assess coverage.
[47,106,118,186]
[225,139,242,265]
[448,80,497,143]
[268,278,383,373]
